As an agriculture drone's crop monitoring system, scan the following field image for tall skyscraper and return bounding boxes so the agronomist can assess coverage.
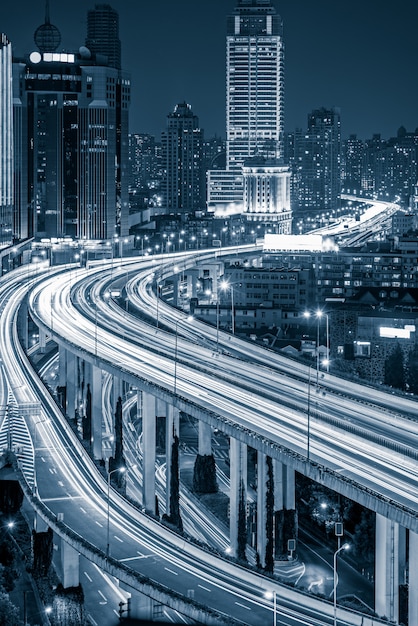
[86,3,121,69]
[292,107,341,216]
[208,0,291,232]
[162,102,204,219]
[0,33,13,246]
[13,4,130,241]
[226,0,284,171]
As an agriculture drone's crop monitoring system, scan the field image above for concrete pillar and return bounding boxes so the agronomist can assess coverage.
[91,365,102,459]
[142,392,156,515]
[61,539,80,588]
[113,375,123,413]
[39,328,47,354]
[229,438,247,557]
[172,275,179,307]
[34,513,48,533]
[59,346,67,387]
[165,404,180,515]
[257,451,267,567]
[187,270,199,299]
[198,421,212,456]
[409,530,418,626]
[273,462,295,510]
[136,390,142,420]
[375,513,399,622]
[66,351,77,419]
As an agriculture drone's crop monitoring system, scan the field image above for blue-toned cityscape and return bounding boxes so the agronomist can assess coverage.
[0,1,417,625]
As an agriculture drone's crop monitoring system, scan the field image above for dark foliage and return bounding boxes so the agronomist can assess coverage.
[0,480,23,515]
[193,454,218,494]
[163,435,183,531]
[384,343,405,390]
[52,583,85,626]
[82,383,92,443]
[264,456,274,573]
[32,527,53,578]
[237,479,247,563]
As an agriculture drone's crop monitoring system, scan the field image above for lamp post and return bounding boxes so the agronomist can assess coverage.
[220,280,234,335]
[333,542,350,626]
[304,309,330,382]
[265,590,277,626]
[106,466,126,557]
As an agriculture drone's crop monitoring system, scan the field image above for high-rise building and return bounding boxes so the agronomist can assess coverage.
[226,0,284,171]
[0,33,14,246]
[292,107,341,216]
[86,3,121,69]
[162,102,204,219]
[13,4,130,241]
[208,0,290,230]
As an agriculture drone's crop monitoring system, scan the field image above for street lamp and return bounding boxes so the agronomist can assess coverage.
[306,364,313,460]
[220,280,234,335]
[333,542,350,626]
[265,590,277,626]
[106,466,126,557]
[304,309,330,381]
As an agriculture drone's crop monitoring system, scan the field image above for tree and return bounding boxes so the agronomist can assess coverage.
[82,384,92,443]
[384,343,405,390]
[237,479,247,562]
[114,396,124,464]
[406,345,418,394]
[193,454,218,493]
[264,456,274,573]
[163,435,183,531]
[0,589,22,626]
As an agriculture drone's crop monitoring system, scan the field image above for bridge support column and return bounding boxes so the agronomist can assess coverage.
[273,461,297,557]
[257,451,267,567]
[198,421,212,456]
[375,513,399,622]
[59,346,67,387]
[91,365,102,460]
[172,275,179,307]
[66,351,77,419]
[142,392,156,515]
[409,530,418,626]
[165,404,180,515]
[39,328,47,354]
[186,270,199,300]
[229,438,247,558]
[61,539,80,589]
[113,376,123,414]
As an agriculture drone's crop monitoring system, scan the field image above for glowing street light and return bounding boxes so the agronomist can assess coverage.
[264,590,277,626]
[333,542,350,626]
[220,280,234,335]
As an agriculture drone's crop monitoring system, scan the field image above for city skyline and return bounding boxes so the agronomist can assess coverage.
[1,0,417,140]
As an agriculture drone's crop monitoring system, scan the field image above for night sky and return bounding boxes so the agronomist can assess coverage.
[2,0,417,140]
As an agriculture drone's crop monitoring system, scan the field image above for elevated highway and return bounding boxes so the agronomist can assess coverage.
[0,248,414,624]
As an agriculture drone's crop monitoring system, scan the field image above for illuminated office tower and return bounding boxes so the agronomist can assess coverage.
[162,102,204,218]
[226,0,284,171]
[208,0,287,220]
[0,34,13,246]
[86,3,121,70]
[13,4,130,240]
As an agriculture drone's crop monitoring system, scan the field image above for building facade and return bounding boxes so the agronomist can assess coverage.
[291,107,342,217]
[208,0,286,223]
[13,6,130,241]
[161,102,204,219]
[0,34,14,247]
[226,0,284,170]
[86,3,122,69]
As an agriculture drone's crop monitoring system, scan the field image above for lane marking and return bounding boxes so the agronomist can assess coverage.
[198,584,211,592]
[84,572,92,582]
[164,567,178,576]
[235,602,251,610]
